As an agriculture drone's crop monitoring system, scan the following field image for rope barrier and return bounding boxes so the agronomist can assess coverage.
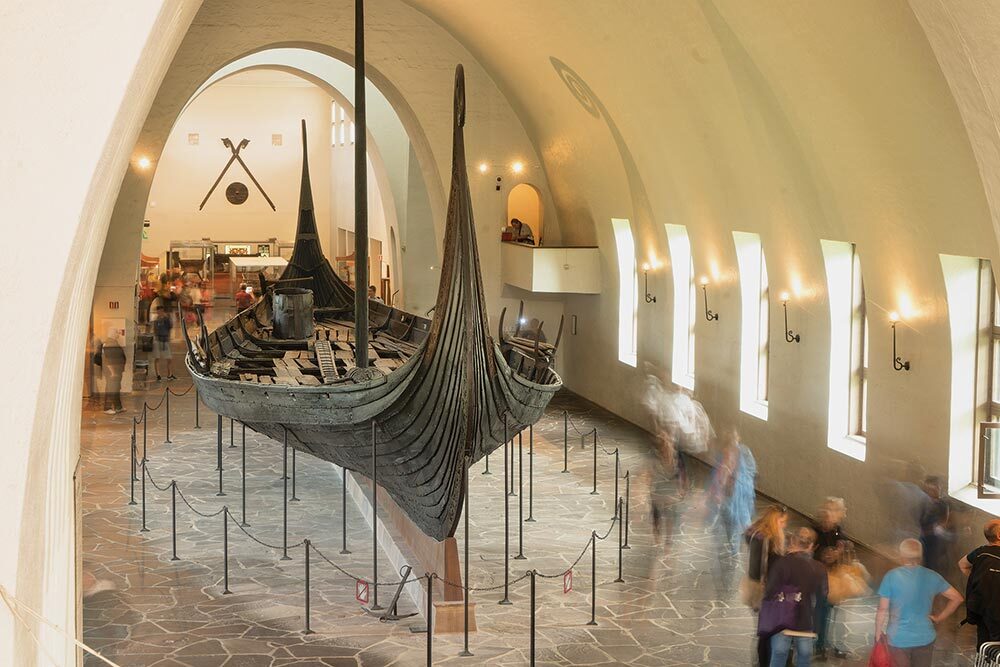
[0,585,124,667]
[130,403,632,601]
[226,508,306,552]
[167,384,195,397]
[142,464,172,493]
[564,413,622,456]
[175,486,227,518]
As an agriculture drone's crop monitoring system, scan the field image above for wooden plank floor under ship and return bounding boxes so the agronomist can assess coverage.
[212,318,416,386]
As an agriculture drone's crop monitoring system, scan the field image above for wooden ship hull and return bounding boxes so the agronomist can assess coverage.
[185,66,562,541]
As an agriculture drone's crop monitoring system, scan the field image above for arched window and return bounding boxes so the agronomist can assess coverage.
[821,240,867,461]
[612,218,638,367]
[733,232,769,420]
[665,224,694,389]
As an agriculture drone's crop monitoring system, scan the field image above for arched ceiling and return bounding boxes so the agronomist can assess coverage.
[402,0,999,274]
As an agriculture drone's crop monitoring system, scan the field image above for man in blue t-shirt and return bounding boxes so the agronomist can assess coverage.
[876,538,963,667]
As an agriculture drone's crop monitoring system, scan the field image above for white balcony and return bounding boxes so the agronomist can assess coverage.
[501,242,601,294]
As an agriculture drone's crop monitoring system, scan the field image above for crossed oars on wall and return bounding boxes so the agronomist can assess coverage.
[198,137,277,211]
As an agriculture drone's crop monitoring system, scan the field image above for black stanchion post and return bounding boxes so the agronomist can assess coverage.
[562,411,569,473]
[223,508,232,594]
[281,428,290,560]
[426,573,434,667]
[142,404,148,461]
[165,390,171,444]
[216,415,222,471]
[291,449,300,502]
[529,569,536,666]
[515,433,525,560]
[613,449,620,521]
[459,458,472,657]
[241,423,248,526]
[508,431,516,497]
[194,387,200,429]
[170,481,179,561]
[587,532,597,626]
[229,417,236,448]
[216,418,225,496]
[129,429,137,506]
[371,421,381,610]
[623,472,631,550]
[590,431,598,496]
[303,539,313,634]
[483,450,491,475]
[499,437,511,606]
[140,459,149,533]
[340,467,351,554]
[131,421,138,481]
[615,498,624,583]
[527,424,535,522]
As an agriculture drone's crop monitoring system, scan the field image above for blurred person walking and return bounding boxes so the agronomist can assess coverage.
[813,497,849,660]
[94,328,126,414]
[152,305,175,381]
[761,527,828,667]
[958,519,1000,648]
[710,428,757,556]
[875,539,963,667]
[234,282,253,311]
[918,476,952,574]
[743,505,789,666]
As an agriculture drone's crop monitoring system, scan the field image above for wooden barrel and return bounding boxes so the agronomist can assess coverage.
[272,288,315,340]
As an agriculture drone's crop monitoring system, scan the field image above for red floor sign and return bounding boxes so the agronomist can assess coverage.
[563,569,573,594]
[356,579,369,604]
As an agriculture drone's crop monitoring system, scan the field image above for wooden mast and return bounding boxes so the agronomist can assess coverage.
[353,0,369,369]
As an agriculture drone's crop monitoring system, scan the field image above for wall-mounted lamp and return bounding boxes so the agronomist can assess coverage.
[511,160,524,174]
[641,262,656,303]
[780,291,800,343]
[700,276,719,321]
[889,312,910,371]
[137,156,152,170]
[478,162,489,174]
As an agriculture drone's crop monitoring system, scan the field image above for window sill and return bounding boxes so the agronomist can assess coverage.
[618,354,637,368]
[740,399,768,422]
[672,374,695,391]
[952,485,1000,517]
[828,435,866,462]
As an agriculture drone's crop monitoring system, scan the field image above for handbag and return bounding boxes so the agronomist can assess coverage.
[868,636,891,667]
[740,533,769,610]
[828,543,872,604]
[757,585,801,636]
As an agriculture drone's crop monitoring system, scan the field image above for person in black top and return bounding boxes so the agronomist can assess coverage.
[812,498,847,660]
[763,527,829,667]
[958,519,1000,648]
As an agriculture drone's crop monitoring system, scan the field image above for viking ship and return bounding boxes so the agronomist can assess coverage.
[184,61,563,540]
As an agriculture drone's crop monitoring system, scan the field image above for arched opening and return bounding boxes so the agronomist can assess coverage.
[506,182,543,244]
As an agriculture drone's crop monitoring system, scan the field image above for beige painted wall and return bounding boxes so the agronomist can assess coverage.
[143,70,334,262]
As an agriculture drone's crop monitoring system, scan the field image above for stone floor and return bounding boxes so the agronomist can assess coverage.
[81,343,979,665]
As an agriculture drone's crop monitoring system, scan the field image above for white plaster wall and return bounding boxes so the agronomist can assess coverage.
[143,71,334,262]
[0,2,200,664]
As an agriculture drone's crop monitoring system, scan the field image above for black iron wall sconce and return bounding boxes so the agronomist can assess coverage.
[780,292,800,343]
[641,262,656,303]
[889,312,910,371]
[700,277,719,321]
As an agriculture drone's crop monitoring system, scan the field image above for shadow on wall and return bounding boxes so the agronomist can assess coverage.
[549,56,657,242]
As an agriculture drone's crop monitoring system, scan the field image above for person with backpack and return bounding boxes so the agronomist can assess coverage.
[875,539,963,666]
[761,527,829,666]
[958,519,1000,649]
[152,305,175,381]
